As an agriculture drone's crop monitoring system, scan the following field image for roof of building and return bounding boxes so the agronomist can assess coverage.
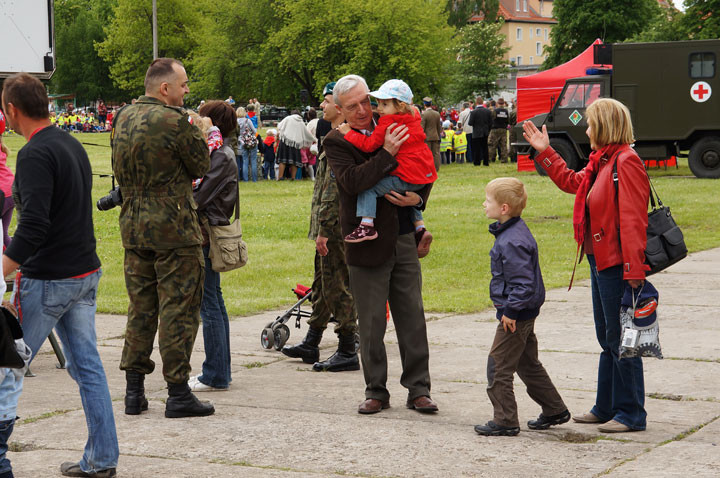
[471,0,558,25]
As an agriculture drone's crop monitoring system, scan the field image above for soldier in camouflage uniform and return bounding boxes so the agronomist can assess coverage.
[281,82,359,372]
[114,58,214,419]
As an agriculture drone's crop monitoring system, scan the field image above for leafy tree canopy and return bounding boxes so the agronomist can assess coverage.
[445,0,499,27]
[543,0,661,69]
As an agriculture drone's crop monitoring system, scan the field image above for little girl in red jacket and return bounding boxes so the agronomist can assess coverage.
[337,79,437,244]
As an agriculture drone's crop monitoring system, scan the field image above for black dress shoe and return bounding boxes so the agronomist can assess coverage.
[60,462,116,477]
[527,409,571,430]
[474,421,520,436]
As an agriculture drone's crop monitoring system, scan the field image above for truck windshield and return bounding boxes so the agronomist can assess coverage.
[558,83,602,109]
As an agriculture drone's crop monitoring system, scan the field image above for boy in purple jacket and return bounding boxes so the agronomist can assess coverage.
[475,177,570,436]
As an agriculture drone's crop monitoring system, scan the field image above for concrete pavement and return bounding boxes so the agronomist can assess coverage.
[7,248,720,477]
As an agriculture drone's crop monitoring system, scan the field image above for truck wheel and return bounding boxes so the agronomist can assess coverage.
[689,137,720,179]
[535,138,580,175]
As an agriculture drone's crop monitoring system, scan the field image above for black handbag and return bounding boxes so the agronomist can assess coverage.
[613,157,688,276]
[0,306,25,369]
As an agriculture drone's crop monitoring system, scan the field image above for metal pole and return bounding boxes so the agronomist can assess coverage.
[152,0,158,59]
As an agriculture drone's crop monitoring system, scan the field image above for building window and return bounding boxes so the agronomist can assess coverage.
[689,52,715,78]
[544,28,548,40]
[523,0,528,12]
[536,28,541,37]
[530,56,534,65]
[516,56,522,66]
[529,28,533,38]
[537,42,542,55]
[516,0,520,10]
[516,28,522,41]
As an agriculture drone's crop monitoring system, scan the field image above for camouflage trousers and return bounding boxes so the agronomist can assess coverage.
[488,128,508,163]
[307,238,358,336]
[509,128,518,163]
[120,245,204,384]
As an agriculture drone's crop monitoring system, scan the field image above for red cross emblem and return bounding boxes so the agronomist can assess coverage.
[690,81,712,103]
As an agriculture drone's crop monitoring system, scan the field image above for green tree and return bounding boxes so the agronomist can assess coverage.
[543,0,661,68]
[632,5,687,42]
[446,19,509,101]
[678,0,720,39]
[96,0,199,97]
[50,0,123,104]
[445,0,499,27]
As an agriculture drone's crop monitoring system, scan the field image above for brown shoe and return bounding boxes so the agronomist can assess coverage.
[572,412,605,424]
[416,228,433,258]
[598,420,634,433]
[406,395,438,413]
[358,398,389,414]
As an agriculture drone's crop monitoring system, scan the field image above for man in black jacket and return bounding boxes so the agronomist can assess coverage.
[468,96,493,166]
[1,73,118,477]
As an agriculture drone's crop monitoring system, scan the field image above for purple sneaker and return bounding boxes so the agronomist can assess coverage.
[345,224,378,243]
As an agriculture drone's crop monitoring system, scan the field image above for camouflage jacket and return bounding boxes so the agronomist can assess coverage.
[113,95,210,249]
[308,146,342,242]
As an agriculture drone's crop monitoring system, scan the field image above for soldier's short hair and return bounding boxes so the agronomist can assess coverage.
[199,100,237,138]
[1,73,49,120]
[144,58,184,91]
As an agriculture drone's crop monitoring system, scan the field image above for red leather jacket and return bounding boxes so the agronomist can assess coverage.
[535,145,650,280]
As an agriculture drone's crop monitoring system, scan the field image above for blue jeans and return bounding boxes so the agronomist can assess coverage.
[587,255,647,430]
[0,415,16,476]
[242,147,258,182]
[198,245,231,388]
[356,176,423,223]
[262,160,276,180]
[14,270,119,472]
[236,154,243,181]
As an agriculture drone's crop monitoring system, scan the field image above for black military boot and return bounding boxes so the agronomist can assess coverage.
[312,332,360,372]
[281,327,323,364]
[165,382,215,418]
[124,370,148,415]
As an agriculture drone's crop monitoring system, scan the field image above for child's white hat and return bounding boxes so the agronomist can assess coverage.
[267,128,277,136]
[443,120,452,129]
[369,79,413,105]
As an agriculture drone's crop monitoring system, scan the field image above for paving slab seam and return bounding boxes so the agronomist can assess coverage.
[593,414,720,477]
[206,458,389,478]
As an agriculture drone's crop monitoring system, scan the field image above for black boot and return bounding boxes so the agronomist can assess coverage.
[165,382,215,418]
[124,370,148,415]
[281,327,322,364]
[312,333,360,372]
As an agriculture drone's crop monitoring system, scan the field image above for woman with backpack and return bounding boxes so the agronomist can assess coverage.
[237,107,258,182]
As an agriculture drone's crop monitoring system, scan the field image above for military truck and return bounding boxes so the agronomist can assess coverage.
[514,40,720,178]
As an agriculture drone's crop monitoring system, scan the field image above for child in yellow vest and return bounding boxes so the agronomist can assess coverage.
[453,122,468,163]
[440,120,454,165]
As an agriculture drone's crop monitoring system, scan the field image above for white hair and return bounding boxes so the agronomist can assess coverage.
[333,75,369,107]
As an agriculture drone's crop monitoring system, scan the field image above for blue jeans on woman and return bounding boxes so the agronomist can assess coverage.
[242,147,258,182]
[198,245,231,388]
[13,270,119,473]
[236,154,243,181]
[587,255,647,430]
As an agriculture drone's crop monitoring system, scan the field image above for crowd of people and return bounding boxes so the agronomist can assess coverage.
[0,57,652,478]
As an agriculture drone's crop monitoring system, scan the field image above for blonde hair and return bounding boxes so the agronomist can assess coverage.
[585,98,634,147]
[485,177,527,217]
[236,106,246,118]
[188,111,212,139]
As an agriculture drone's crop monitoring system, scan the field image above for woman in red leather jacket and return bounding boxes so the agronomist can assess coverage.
[523,98,649,433]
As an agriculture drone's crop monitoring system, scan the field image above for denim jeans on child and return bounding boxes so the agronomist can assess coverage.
[14,270,119,473]
[198,245,231,388]
[0,371,22,477]
[262,160,276,180]
[356,176,424,223]
[242,147,258,182]
[587,255,647,430]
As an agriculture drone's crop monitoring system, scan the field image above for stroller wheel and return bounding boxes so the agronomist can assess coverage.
[261,327,275,349]
[273,324,290,351]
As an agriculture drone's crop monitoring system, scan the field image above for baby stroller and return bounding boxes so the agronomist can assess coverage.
[260,284,312,350]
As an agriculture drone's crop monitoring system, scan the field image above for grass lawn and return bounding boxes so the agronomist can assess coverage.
[2,130,719,316]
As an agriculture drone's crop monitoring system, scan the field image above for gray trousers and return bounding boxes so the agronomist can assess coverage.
[348,233,431,402]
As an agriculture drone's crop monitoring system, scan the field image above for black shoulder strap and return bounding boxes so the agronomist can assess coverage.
[612,149,660,210]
